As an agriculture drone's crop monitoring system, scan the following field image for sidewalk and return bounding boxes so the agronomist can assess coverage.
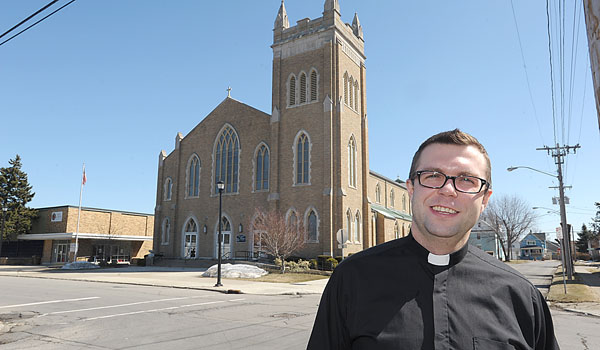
[551,263,600,318]
[0,264,329,296]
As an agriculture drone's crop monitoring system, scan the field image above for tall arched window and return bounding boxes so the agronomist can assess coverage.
[164,177,173,201]
[375,184,381,203]
[255,144,269,191]
[402,194,407,212]
[343,72,349,105]
[354,211,361,242]
[346,210,352,243]
[215,125,239,193]
[348,137,357,187]
[161,217,170,244]
[307,210,318,242]
[295,132,310,184]
[394,222,400,239]
[289,75,296,106]
[390,189,395,208]
[354,81,359,110]
[349,76,354,108]
[310,69,318,101]
[287,209,298,227]
[299,72,307,103]
[187,155,200,197]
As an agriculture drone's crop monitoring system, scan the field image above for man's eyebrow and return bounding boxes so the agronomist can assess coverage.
[420,168,480,177]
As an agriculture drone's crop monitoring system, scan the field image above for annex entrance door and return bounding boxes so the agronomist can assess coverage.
[53,241,69,263]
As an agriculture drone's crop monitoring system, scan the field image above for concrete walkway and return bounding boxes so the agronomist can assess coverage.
[0,265,329,295]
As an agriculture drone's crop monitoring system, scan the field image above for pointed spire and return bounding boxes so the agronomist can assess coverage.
[274,0,289,30]
[323,0,340,15]
[352,12,363,39]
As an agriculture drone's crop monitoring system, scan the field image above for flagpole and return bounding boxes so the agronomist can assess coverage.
[74,163,85,262]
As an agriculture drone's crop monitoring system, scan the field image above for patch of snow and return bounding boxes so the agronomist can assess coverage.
[202,264,268,278]
[61,261,100,270]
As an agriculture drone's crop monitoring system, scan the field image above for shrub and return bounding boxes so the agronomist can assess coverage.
[326,257,338,270]
[309,259,318,270]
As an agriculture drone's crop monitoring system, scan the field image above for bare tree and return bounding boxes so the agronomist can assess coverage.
[481,194,536,261]
[251,208,305,273]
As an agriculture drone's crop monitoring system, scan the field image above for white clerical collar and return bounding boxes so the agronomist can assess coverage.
[428,252,450,266]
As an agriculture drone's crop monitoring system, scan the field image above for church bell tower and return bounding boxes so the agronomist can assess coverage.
[269,0,370,257]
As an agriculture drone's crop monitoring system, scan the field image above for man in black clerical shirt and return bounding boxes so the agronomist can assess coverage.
[308,129,559,349]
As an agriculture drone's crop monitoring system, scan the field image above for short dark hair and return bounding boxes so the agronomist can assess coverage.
[408,129,492,189]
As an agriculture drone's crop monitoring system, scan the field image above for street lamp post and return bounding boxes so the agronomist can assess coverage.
[0,206,7,261]
[508,165,573,279]
[215,181,225,287]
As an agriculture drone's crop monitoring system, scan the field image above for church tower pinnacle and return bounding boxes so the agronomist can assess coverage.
[274,0,289,31]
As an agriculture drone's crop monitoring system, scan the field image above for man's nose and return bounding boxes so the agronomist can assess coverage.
[438,178,458,196]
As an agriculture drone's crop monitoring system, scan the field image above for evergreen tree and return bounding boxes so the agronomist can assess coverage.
[591,202,600,236]
[576,224,594,253]
[0,155,37,242]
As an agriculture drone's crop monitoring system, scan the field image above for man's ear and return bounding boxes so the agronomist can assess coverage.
[481,189,492,211]
[407,178,414,200]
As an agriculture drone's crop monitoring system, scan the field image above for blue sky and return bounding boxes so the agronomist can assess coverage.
[1,0,598,240]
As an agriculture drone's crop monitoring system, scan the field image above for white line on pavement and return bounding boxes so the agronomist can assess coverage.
[0,297,100,309]
[38,296,205,317]
[83,298,246,321]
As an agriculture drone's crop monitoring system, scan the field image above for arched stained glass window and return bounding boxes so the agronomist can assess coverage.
[354,81,359,110]
[161,218,170,244]
[349,76,354,108]
[255,144,269,191]
[402,194,407,211]
[164,177,172,201]
[296,133,310,184]
[307,210,318,242]
[187,156,200,197]
[346,210,352,242]
[215,126,239,193]
[343,73,348,105]
[375,184,381,203]
[390,189,395,208]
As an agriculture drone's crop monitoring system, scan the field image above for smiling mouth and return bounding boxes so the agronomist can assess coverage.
[431,205,458,214]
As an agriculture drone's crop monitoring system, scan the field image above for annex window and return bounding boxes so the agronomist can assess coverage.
[402,194,407,211]
[310,69,318,101]
[299,72,307,104]
[255,144,270,191]
[187,155,200,197]
[390,189,395,208]
[295,132,310,184]
[164,177,173,201]
[214,125,240,193]
[307,209,318,242]
[289,75,296,106]
[161,217,170,245]
[375,184,381,203]
[394,222,399,239]
[348,137,357,188]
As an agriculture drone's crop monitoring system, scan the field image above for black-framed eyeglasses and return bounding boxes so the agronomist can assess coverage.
[413,170,489,194]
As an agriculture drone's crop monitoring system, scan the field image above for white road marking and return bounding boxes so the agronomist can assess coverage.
[83,298,246,321]
[38,296,205,317]
[0,297,100,309]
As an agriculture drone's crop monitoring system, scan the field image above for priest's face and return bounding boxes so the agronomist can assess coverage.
[407,143,492,249]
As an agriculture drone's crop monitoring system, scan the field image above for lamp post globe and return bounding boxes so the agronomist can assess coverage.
[215,181,225,287]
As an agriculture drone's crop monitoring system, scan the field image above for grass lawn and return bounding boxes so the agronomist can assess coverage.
[546,267,600,303]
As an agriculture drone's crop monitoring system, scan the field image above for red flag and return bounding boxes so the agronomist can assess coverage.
[82,168,87,185]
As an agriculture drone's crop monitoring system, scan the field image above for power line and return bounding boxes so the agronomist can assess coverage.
[0,0,77,47]
[0,0,59,40]
[509,0,546,145]
[546,0,558,145]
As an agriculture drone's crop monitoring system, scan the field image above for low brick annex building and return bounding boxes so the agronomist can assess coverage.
[17,206,154,265]
[153,1,412,261]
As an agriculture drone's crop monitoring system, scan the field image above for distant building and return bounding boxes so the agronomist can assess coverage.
[520,232,547,260]
[153,1,412,261]
[468,219,505,260]
[17,206,154,265]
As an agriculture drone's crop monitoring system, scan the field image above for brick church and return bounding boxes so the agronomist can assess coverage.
[153,0,412,260]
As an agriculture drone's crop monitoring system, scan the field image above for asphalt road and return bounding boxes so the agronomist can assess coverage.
[0,276,320,349]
